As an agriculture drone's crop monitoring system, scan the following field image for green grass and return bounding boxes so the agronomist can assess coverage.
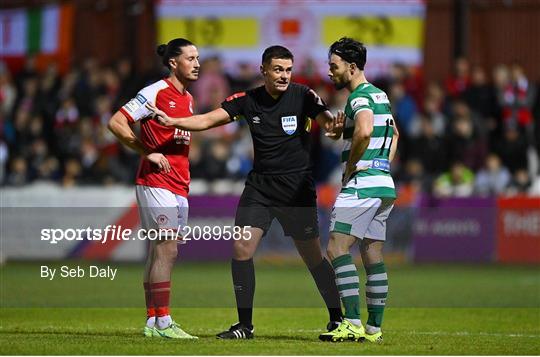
[1,261,539,354]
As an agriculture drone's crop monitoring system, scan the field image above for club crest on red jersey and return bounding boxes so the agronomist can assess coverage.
[174,129,191,145]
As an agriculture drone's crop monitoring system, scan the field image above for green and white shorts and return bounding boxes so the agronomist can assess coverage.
[330,192,394,241]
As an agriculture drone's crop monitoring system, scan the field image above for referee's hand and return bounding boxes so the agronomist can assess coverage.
[146,102,174,127]
[325,110,344,138]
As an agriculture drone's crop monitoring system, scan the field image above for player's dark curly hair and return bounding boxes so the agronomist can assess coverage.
[156,38,194,70]
[261,45,294,66]
[328,37,367,70]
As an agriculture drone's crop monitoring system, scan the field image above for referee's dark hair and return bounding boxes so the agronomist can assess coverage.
[262,45,294,66]
[156,38,194,70]
[328,37,367,70]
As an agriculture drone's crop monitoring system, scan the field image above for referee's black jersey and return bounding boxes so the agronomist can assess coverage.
[221,83,328,175]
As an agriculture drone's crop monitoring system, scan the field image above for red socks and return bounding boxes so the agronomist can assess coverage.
[143,282,155,318]
[148,281,171,317]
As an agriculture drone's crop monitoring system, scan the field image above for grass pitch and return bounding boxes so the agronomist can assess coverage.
[1,261,539,355]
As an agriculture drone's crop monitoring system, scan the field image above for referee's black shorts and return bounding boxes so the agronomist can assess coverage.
[235,171,319,240]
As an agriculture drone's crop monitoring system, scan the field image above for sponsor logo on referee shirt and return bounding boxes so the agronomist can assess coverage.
[252,116,261,124]
[281,115,297,135]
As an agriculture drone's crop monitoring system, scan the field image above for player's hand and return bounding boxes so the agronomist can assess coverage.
[325,110,345,138]
[390,119,399,138]
[342,164,369,186]
[146,102,175,127]
[342,166,357,186]
[146,152,171,173]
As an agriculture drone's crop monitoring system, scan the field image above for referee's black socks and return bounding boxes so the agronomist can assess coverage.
[231,258,255,328]
[309,258,343,323]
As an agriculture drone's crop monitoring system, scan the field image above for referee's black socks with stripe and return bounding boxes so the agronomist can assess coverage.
[309,258,344,323]
[231,258,255,328]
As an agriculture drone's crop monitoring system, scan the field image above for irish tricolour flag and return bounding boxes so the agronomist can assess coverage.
[0,4,73,72]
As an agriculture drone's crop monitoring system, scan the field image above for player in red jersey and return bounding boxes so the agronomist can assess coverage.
[108,38,199,339]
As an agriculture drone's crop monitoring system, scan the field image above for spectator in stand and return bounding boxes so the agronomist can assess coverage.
[14,77,40,115]
[445,57,470,98]
[464,65,499,119]
[390,81,417,136]
[500,64,537,133]
[409,116,447,176]
[192,56,230,112]
[115,58,140,108]
[397,158,431,194]
[37,64,61,121]
[55,97,79,128]
[410,96,446,138]
[433,161,474,197]
[295,57,328,89]
[376,63,424,105]
[474,153,511,196]
[445,101,488,171]
[506,169,532,195]
[227,62,257,93]
[62,158,82,187]
[102,66,121,104]
[494,124,529,173]
[201,139,231,181]
[6,156,28,186]
[35,156,60,182]
[187,139,205,179]
[73,58,103,116]
[11,109,32,156]
[28,138,49,179]
[0,63,17,118]
[464,65,500,147]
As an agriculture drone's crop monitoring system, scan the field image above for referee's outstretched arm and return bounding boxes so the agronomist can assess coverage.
[146,102,231,131]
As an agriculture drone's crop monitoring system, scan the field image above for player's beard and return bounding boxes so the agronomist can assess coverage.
[332,78,348,90]
[175,68,198,82]
[186,71,199,81]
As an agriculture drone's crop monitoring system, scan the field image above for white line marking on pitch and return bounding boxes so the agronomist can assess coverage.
[291,329,539,338]
[408,331,539,338]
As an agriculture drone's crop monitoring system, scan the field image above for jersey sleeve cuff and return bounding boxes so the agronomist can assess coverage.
[354,107,374,114]
[220,105,237,122]
[119,107,135,123]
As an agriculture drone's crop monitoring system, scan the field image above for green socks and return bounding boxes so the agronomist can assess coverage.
[365,262,388,328]
[332,254,360,323]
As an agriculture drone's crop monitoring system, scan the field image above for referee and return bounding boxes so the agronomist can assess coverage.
[147,45,343,339]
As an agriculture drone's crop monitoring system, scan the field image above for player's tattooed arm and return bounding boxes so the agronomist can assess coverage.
[146,102,231,131]
[108,111,171,173]
[388,119,399,162]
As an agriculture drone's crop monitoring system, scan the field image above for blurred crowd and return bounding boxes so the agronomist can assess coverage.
[1,55,539,197]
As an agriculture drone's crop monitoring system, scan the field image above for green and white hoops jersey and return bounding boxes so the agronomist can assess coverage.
[342,82,396,199]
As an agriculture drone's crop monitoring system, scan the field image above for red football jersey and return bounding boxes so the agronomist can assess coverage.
[120,78,193,197]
